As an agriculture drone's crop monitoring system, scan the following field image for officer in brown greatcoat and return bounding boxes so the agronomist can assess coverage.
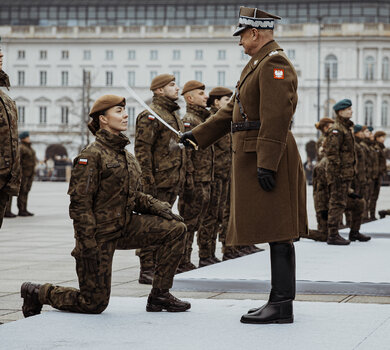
[181,7,307,324]
[21,95,190,318]
[0,48,21,228]
[134,74,186,284]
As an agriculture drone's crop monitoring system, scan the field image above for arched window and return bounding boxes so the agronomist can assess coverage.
[364,100,374,126]
[324,54,338,80]
[382,101,389,127]
[364,56,375,80]
[382,57,389,81]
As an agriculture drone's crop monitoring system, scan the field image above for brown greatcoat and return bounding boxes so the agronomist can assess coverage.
[191,40,308,245]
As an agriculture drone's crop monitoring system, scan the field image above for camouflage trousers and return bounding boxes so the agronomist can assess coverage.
[136,188,179,269]
[17,175,33,212]
[0,190,8,228]
[369,178,381,218]
[38,213,186,314]
[363,181,373,219]
[178,181,211,263]
[217,179,231,253]
[328,181,364,233]
[315,213,328,234]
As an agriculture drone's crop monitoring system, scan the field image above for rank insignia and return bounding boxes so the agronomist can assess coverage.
[273,69,284,79]
[79,158,88,165]
[184,122,191,128]
[148,115,155,120]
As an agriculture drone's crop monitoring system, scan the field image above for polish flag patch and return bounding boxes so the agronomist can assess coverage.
[184,122,191,128]
[147,115,155,120]
[79,158,88,165]
[273,69,284,79]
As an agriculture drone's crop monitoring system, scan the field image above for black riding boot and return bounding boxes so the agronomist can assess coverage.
[241,242,295,324]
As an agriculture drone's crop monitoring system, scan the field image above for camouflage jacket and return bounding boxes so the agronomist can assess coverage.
[135,95,185,196]
[0,70,21,196]
[209,106,231,180]
[20,141,37,177]
[316,133,326,161]
[312,157,329,212]
[323,116,355,183]
[68,129,162,251]
[376,141,387,176]
[369,140,380,180]
[182,104,214,182]
[352,137,367,195]
[360,139,373,182]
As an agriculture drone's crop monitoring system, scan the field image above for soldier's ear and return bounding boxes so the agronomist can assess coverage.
[99,114,108,126]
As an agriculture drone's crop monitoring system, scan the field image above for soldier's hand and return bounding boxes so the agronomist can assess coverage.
[320,210,328,221]
[257,167,276,192]
[179,131,198,149]
[150,200,184,222]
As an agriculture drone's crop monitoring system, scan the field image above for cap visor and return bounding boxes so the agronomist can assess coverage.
[233,26,248,36]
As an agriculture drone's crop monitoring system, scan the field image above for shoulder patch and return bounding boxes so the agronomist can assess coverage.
[332,130,339,134]
[184,122,191,128]
[269,50,279,56]
[147,114,155,120]
[273,69,284,79]
[78,158,88,165]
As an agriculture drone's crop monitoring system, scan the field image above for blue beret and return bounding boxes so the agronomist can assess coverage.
[19,131,29,139]
[354,124,363,134]
[367,126,374,132]
[333,99,352,112]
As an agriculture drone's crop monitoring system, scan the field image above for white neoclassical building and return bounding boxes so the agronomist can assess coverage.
[0,1,389,160]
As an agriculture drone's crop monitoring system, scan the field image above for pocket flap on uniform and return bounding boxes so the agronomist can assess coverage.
[243,137,258,153]
[106,163,120,169]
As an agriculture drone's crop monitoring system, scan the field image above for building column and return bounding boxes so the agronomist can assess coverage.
[377,47,383,81]
[377,94,382,128]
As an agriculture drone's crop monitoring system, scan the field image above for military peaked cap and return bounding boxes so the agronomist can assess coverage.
[150,74,175,91]
[333,99,352,112]
[89,95,126,117]
[19,131,29,139]
[181,80,205,95]
[233,6,281,36]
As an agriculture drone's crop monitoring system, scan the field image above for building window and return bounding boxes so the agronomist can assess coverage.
[18,50,25,60]
[106,71,113,86]
[218,71,226,86]
[106,50,114,61]
[287,49,296,60]
[61,106,69,124]
[128,107,135,129]
[61,50,69,60]
[150,71,158,83]
[172,50,181,60]
[382,57,389,81]
[18,71,25,86]
[324,54,338,80]
[40,50,47,60]
[40,71,47,86]
[128,50,136,60]
[381,101,388,127]
[61,71,69,86]
[150,50,158,60]
[173,71,180,86]
[39,106,47,124]
[364,56,375,81]
[195,71,203,82]
[18,106,25,124]
[364,100,374,126]
[128,71,135,87]
[195,49,203,60]
[240,50,248,61]
[83,50,91,60]
[218,50,226,60]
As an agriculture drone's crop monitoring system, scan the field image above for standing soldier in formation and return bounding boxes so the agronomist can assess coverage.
[0,48,21,228]
[367,127,380,220]
[178,80,214,272]
[134,74,186,284]
[181,7,307,324]
[21,95,190,318]
[360,126,373,221]
[315,117,335,161]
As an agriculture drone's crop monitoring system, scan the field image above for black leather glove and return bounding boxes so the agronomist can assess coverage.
[348,192,363,199]
[179,131,198,149]
[257,167,276,192]
[320,210,328,221]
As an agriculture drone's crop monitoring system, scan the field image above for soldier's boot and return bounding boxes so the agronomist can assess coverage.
[349,230,371,242]
[301,230,327,242]
[241,242,295,324]
[248,245,265,253]
[176,262,197,274]
[146,288,191,312]
[18,211,31,217]
[379,210,388,219]
[222,247,244,261]
[25,210,34,216]
[327,228,350,246]
[237,245,252,256]
[21,282,43,318]
[369,210,377,221]
[4,211,17,218]
[198,256,220,268]
[210,255,221,264]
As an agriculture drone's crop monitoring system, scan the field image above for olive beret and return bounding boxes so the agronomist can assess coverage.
[374,131,386,139]
[89,95,126,117]
[208,87,233,98]
[150,74,175,91]
[354,124,363,134]
[19,131,29,139]
[181,80,205,95]
[333,99,352,112]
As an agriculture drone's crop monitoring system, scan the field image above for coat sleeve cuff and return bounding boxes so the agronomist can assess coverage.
[256,137,286,172]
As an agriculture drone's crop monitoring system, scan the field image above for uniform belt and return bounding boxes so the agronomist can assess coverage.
[231,121,261,133]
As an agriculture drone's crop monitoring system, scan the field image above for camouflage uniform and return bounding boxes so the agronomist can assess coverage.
[38,129,186,313]
[197,106,231,260]
[316,134,326,161]
[178,104,214,265]
[134,95,186,270]
[369,140,385,218]
[17,141,37,213]
[360,139,373,219]
[0,70,21,228]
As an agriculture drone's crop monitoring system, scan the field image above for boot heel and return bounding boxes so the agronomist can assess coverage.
[277,316,294,324]
[146,303,163,312]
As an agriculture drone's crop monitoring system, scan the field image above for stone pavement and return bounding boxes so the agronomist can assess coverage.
[1,182,390,325]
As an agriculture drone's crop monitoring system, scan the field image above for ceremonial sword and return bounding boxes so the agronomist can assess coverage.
[122,83,198,150]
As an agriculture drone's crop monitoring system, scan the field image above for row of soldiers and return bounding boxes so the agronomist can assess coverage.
[134,74,262,284]
[304,99,387,245]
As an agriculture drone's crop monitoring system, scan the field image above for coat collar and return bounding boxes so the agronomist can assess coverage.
[96,129,130,151]
[152,95,180,113]
[186,104,210,121]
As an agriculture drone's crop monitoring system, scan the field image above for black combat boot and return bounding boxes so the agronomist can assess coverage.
[21,282,43,318]
[327,229,350,245]
[210,255,221,264]
[302,230,327,242]
[4,211,17,218]
[198,257,214,267]
[138,267,154,285]
[18,211,31,217]
[25,210,34,216]
[349,230,371,242]
[241,242,295,324]
[176,262,197,274]
[146,288,191,312]
[222,247,244,261]
[248,245,265,253]
[379,210,387,219]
